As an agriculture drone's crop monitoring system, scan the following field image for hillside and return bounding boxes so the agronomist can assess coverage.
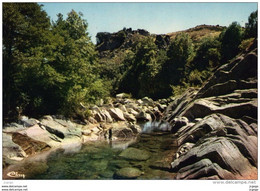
[167,24,224,44]
[97,24,224,55]
[95,24,226,98]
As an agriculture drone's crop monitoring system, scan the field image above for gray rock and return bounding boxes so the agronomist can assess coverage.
[116,93,129,99]
[136,111,152,122]
[136,99,143,105]
[175,159,235,180]
[112,126,135,139]
[101,110,113,123]
[108,108,126,121]
[171,137,257,179]
[3,133,27,160]
[170,116,189,133]
[20,117,39,127]
[141,97,154,106]
[127,108,139,117]
[93,112,104,122]
[118,104,127,113]
[12,132,51,156]
[124,112,136,122]
[114,167,142,179]
[129,124,141,134]
[125,103,141,112]
[88,116,97,124]
[119,147,150,161]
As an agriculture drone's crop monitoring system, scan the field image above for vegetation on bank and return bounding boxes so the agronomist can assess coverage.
[3,3,257,121]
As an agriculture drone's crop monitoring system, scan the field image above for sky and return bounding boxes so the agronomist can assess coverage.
[39,2,258,43]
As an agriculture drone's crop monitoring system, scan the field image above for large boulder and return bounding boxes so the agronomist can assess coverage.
[101,110,113,123]
[136,111,152,122]
[119,147,151,161]
[17,124,62,147]
[171,137,257,179]
[12,132,51,156]
[108,108,126,121]
[112,126,135,139]
[123,112,136,122]
[40,117,82,139]
[114,167,142,179]
[3,133,27,161]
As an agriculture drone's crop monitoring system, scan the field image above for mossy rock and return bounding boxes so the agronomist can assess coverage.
[114,167,142,179]
[119,147,150,161]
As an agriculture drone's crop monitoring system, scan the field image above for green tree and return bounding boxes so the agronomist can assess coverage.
[50,10,109,117]
[118,37,166,98]
[3,4,109,120]
[220,22,243,62]
[244,11,257,39]
[191,36,221,71]
[3,3,51,119]
[162,33,194,88]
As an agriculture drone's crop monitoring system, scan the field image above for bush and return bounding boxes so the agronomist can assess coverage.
[239,38,255,51]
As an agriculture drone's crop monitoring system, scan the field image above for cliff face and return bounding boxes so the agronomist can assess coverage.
[96,28,170,52]
[96,25,223,53]
[164,40,257,179]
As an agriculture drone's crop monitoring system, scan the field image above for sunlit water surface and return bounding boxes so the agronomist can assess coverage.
[3,121,178,179]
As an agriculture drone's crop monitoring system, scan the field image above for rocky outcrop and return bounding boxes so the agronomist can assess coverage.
[3,94,163,168]
[96,28,150,52]
[164,42,257,179]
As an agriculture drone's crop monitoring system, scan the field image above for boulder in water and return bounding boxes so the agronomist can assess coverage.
[119,147,150,161]
[114,167,142,179]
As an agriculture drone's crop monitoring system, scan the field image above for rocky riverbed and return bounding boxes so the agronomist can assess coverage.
[2,41,258,180]
[2,94,172,172]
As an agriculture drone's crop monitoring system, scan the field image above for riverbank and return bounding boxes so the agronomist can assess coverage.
[3,95,172,169]
[2,42,258,180]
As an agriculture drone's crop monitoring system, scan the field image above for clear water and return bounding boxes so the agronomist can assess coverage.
[3,122,178,180]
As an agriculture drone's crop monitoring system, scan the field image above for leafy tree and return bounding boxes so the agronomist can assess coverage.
[162,33,194,90]
[191,36,221,71]
[119,37,166,98]
[3,3,51,119]
[219,22,243,62]
[3,4,109,120]
[50,10,109,117]
[244,11,257,39]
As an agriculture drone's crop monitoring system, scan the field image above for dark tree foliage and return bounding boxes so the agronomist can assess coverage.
[161,33,194,92]
[3,3,109,121]
[245,11,258,39]
[118,37,167,98]
[3,3,51,120]
[219,22,243,63]
[191,36,221,71]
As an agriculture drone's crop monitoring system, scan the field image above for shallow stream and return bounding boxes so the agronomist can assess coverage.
[3,122,178,180]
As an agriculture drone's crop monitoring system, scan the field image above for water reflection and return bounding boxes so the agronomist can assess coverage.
[141,121,171,133]
[3,121,177,180]
[110,138,137,150]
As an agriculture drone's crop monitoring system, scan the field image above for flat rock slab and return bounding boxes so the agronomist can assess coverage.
[3,133,27,160]
[119,147,151,161]
[108,108,126,121]
[18,124,61,147]
[114,167,142,179]
[12,132,51,155]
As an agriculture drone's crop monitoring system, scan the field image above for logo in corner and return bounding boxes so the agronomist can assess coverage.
[7,171,25,179]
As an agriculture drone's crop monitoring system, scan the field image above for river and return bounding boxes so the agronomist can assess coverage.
[3,122,178,179]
